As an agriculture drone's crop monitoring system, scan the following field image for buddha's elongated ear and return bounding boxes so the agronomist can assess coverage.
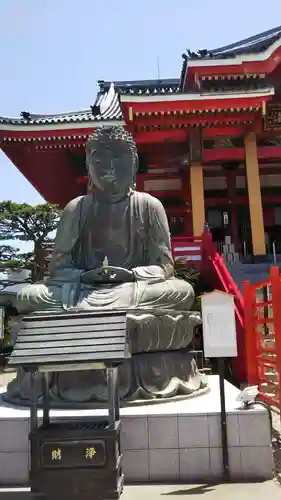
[133,152,139,174]
[85,140,92,173]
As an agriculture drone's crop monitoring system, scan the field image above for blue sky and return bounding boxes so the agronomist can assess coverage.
[0,0,280,205]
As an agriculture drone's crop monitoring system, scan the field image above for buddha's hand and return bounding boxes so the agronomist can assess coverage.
[80,266,135,284]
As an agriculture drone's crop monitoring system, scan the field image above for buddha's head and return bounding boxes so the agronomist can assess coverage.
[86,126,138,195]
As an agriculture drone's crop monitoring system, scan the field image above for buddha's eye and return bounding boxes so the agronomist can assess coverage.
[91,153,100,163]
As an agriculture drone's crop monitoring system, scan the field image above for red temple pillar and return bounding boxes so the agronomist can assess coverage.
[181,170,192,236]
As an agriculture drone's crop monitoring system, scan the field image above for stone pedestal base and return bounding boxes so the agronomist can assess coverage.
[0,376,273,485]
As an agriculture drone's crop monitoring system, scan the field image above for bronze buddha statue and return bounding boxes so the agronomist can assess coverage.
[1,126,206,406]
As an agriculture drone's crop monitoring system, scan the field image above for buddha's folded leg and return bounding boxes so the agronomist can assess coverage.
[135,277,195,310]
[77,282,136,310]
[5,277,195,314]
[16,283,65,314]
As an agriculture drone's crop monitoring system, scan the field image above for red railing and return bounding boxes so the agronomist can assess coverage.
[171,232,245,382]
[244,266,281,412]
[171,236,202,267]
[201,231,245,382]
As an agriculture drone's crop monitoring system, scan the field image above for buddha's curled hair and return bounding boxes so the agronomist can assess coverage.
[86,126,138,164]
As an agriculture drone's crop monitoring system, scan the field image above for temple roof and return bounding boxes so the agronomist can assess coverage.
[98,78,180,95]
[1,26,280,130]
[0,79,180,127]
[185,25,281,60]
[0,84,122,127]
[8,310,129,369]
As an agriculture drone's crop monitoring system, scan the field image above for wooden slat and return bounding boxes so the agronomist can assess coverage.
[15,338,126,350]
[10,311,129,368]
[9,351,126,366]
[20,323,126,337]
[22,316,126,329]
[23,310,126,321]
[11,344,124,357]
[17,330,126,342]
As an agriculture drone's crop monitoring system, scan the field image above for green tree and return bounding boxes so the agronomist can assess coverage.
[0,244,20,264]
[0,202,60,281]
[0,244,23,272]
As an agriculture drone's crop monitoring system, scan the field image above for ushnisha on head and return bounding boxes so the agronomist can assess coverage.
[85,126,138,194]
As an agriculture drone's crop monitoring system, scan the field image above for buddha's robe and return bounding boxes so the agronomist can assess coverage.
[3,191,202,406]
[16,191,194,314]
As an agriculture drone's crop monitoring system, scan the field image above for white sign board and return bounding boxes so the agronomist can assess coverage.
[201,291,237,358]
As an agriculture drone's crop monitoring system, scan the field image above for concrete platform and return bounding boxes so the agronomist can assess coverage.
[0,376,273,485]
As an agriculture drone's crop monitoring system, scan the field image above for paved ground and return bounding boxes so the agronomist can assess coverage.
[0,481,279,499]
[0,371,16,388]
[122,481,280,499]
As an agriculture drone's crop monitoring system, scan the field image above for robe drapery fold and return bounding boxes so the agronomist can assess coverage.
[50,190,174,279]
[16,191,194,314]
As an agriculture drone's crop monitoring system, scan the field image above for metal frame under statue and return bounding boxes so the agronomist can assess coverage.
[8,310,128,500]
[1,126,207,406]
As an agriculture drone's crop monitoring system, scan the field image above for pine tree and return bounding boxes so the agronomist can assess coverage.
[0,202,59,281]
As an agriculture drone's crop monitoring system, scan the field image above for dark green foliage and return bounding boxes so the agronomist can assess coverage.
[0,201,60,280]
[0,244,19,262]
[0,245,21,269]
[174,260,202,310]
[0,201,59,243]
[174,259,213,311]
[174,259,200,287]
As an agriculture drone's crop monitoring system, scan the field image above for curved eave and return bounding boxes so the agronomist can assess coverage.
[0,119,124,137]
[0,83,124,137]
[120,88,274,115]
[187,37,281,69]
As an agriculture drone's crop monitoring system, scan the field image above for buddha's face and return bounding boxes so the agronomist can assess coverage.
[87,139,137,194]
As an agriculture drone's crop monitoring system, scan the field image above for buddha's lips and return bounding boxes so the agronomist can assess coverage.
[102,176,115,181]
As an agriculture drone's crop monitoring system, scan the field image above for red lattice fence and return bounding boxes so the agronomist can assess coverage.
[244,266,281,413]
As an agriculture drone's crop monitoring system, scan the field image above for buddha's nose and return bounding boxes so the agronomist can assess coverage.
[109,159,117,172]
[103,160,116,180]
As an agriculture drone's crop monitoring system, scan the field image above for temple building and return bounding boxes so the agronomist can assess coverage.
[3,25,281,384]
[1,26,281,258]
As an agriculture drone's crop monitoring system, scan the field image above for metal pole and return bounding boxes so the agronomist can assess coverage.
[42,373,50,427]
[30,372,38,484]
[113,368,120,421]
[272,241,277,264]
[107,368,116,428]
[243,240,247,258]
[218,358,230,480]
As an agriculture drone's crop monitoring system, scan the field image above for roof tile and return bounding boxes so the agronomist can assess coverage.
[9,310,130,369]
[98,79,180,95]
[0,84,122,126]
[186,25,281,60]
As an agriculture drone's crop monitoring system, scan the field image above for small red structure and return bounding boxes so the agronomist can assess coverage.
[244,267,281,413]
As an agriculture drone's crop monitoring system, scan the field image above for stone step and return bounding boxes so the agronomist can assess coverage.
[228,262,280,292]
